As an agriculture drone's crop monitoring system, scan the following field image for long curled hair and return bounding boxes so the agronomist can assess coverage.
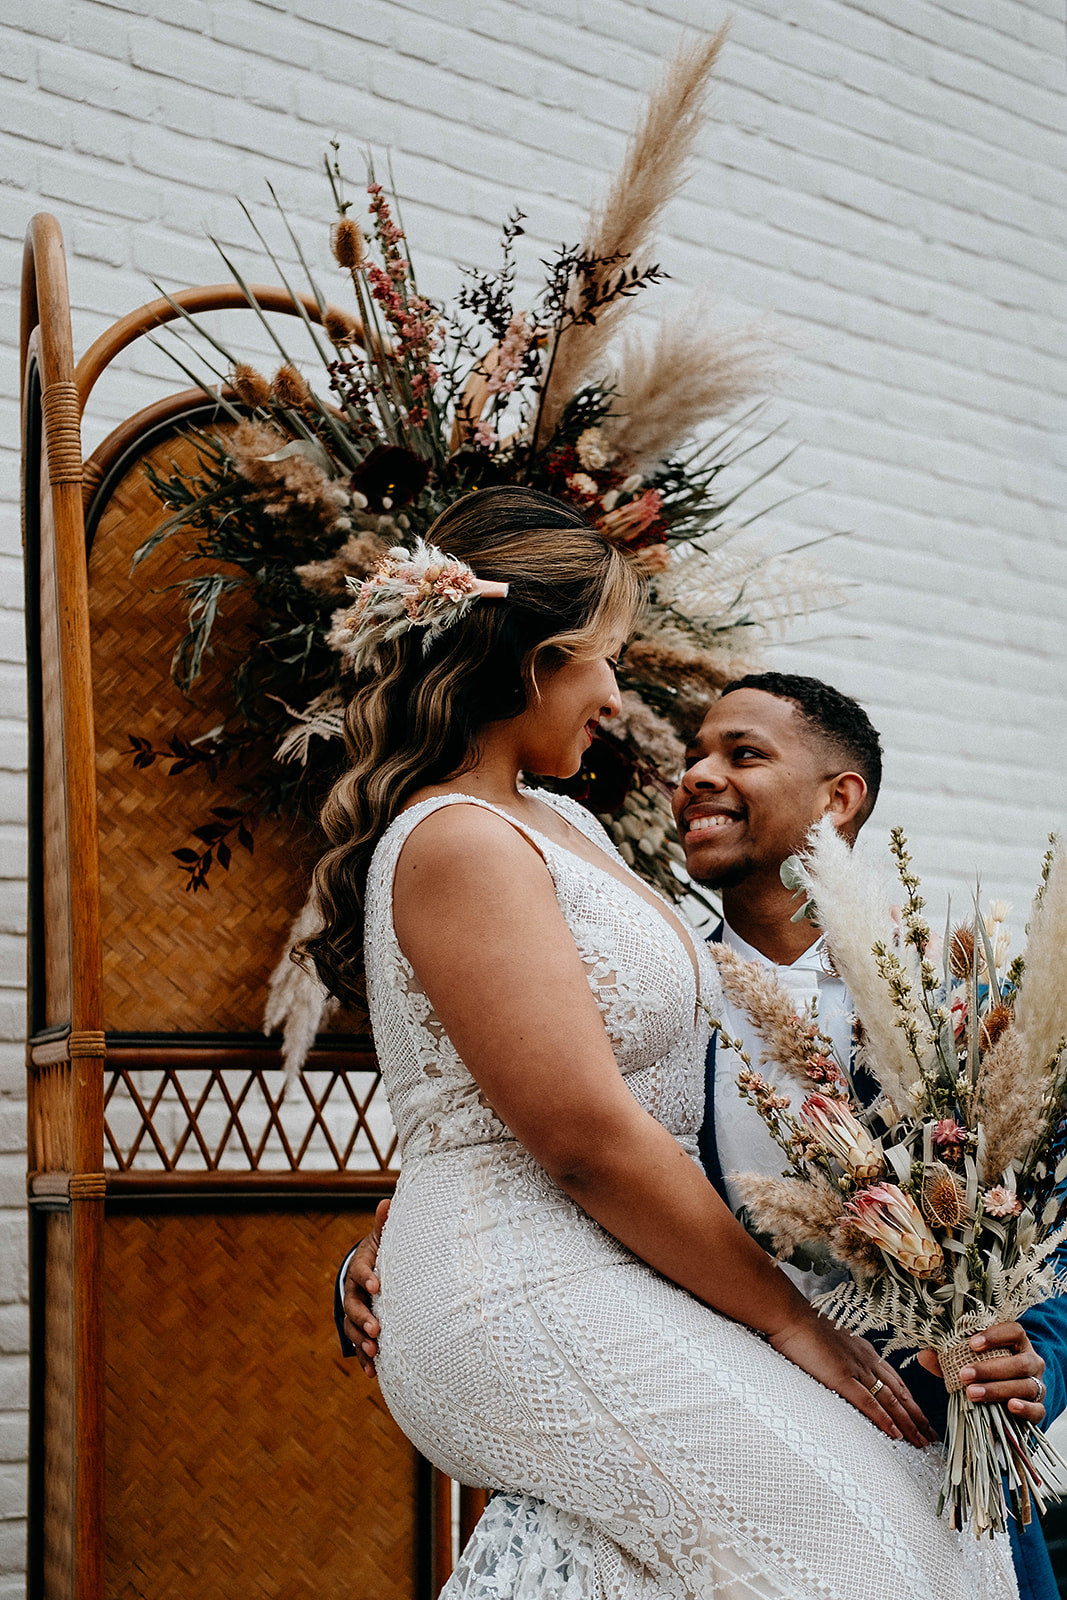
[298,485,644,1005]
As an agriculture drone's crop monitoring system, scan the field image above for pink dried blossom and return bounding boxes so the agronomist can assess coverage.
[933,1119,968,1148]
[984,1186,1022,1219]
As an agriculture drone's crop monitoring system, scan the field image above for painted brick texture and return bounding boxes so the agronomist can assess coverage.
[1,0,1066,1581]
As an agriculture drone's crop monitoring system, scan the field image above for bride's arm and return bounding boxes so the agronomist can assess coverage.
[393,806,927,1445]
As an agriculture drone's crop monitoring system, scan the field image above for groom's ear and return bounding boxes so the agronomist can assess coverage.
[824,772,868,839]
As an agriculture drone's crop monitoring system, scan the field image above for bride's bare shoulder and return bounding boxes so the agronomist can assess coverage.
[394,793,546,884]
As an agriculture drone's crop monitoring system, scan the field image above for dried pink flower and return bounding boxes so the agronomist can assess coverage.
[933,1119,968,1148]
[984,1186,1022,1219]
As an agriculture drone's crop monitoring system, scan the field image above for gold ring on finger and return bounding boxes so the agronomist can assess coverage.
[867,1378,884,1398]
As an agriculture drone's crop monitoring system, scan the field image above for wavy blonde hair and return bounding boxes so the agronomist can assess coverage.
[298,486,644,1004]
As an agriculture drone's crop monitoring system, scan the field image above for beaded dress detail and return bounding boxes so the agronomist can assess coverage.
[366,792,1016,1600]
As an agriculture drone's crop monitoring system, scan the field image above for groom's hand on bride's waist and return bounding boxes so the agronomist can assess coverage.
[916,1322,1047,1426]
[340,1197,390,1376]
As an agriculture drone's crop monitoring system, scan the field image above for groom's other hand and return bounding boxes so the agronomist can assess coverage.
[917,1322,1047,1424]
[343,1197,390,1376]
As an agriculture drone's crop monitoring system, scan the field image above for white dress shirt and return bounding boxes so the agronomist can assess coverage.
[714,920,852,1299]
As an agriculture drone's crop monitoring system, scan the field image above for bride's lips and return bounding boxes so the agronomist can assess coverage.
[584,719,600,745]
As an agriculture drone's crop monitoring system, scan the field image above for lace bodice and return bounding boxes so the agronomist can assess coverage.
[363,789,718,1165]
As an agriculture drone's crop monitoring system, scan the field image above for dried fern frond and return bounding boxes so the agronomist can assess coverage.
[274,687,347,765]
[603,303,779,474]
[650,534,845,650]
[537,28,727,441]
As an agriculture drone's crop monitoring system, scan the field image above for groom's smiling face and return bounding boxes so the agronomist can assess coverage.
[671,689,845,890]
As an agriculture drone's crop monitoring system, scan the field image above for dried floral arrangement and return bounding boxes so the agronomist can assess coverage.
[133,33,842,1066]
[714,819,1067,1536]
[136,33,836,903]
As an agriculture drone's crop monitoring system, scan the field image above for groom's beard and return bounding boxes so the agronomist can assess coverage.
[691,854,758,892]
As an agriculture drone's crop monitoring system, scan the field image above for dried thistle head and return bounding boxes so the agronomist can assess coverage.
[331,217,365,268]
[324,308,362,347]
[272,364,313,410]
[231,362,272,409]
[921,1163,966,1230]
[980,1003,1013,1052]
[949,923,975,979]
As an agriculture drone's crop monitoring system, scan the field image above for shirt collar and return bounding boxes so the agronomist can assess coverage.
[721,917,829,976]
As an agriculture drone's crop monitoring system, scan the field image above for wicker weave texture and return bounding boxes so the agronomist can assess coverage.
[104,1205,419,1599]
[87,425,367,1036]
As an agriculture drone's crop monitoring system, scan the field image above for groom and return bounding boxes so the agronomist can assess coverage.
[339,670,1064,1595]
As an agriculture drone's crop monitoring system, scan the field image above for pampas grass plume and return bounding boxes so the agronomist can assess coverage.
[977,1025,1045,1182]
[536,28,726,442]
[604,304,778,474]
[264,890,338,1079]
[711,943,821,1087]
[732,1172,843,1258]
[795,817,926,1105]
[1015,839,1067,1082]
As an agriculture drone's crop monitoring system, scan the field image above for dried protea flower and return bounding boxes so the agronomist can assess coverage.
[979,1003,1013,1052]
[921,1163,966,1230]
[272,364,313,410]
[324,308,361,347]
[231,362,271,409]
[331,217,365,268]
[949,923,975,978]
[845,1182,944,1279]
[799,1094,885,1184]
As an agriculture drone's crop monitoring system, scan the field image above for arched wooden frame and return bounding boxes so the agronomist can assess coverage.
[21,215,485,1600]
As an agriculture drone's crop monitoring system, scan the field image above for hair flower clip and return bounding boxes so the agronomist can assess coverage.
[330,537,509,660]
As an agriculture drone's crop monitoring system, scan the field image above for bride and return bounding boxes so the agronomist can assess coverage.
[300,485,1016,1599]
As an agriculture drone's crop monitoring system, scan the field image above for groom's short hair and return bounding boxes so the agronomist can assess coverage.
[719,671,883,825]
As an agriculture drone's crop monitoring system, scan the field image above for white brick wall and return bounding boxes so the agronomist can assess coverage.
[1,0,1065,1585]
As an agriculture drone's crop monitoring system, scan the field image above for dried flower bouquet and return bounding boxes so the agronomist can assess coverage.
[714,819,1067,1536]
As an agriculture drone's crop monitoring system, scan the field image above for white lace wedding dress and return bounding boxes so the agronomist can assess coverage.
[366,791,1017,1600]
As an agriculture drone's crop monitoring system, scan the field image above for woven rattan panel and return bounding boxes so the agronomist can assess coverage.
[87,424,366,1036]
[104,1205,419,1599]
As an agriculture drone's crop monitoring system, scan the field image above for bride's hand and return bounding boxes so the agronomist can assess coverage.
[769,1315,937,1447]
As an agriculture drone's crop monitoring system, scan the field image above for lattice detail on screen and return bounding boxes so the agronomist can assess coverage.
[103,1062,398,1172]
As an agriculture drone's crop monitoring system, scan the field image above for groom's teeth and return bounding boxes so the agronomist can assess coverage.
[688,814,735,834]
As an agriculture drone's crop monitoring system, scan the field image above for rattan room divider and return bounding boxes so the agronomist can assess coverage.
[20,214,485,1600]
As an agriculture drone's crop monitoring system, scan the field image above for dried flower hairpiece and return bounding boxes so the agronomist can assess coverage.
[331,537,509,660]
